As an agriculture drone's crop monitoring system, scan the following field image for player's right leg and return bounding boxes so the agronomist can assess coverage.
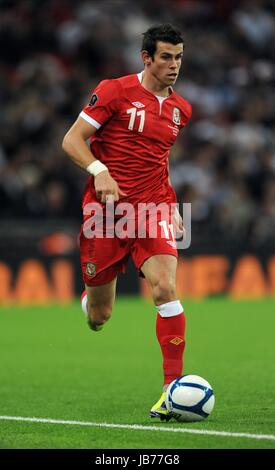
[79,208,129,331]
[81,278,117,331]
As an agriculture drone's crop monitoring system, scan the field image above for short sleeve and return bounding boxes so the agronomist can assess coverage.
[79,79,119,129]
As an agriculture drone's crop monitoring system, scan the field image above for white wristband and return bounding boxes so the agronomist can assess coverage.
[86,160,108,176]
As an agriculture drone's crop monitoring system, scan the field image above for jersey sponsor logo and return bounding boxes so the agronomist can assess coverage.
[172,107,180,125]
[86,262,96,278]
[88,94,98,107]
[131,101,145,108]
[170,336,184,345]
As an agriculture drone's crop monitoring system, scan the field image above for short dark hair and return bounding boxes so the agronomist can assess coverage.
[141,24,184,58]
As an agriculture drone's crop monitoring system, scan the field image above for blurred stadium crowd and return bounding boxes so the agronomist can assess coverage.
[1,0,275,247]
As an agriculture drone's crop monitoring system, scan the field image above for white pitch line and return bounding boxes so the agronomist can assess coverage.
[0,415,275,442]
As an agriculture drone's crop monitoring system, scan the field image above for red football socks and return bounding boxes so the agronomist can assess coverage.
[156,311,186,386]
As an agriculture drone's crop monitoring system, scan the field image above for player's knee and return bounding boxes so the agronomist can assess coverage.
[87,303,112,324]
[152,275,176,304]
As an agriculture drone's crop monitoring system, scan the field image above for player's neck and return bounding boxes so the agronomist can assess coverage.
[141,72,171,98]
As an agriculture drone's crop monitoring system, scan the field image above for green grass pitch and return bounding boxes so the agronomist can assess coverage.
[0,297,275,449]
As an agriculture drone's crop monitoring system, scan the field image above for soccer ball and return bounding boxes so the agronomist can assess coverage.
[165,374,215,422]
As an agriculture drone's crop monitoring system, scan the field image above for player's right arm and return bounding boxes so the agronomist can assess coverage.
[62,78,127,203]
[62,116,125,203]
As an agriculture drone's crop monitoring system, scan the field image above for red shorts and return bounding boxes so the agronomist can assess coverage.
[79,202,178,286]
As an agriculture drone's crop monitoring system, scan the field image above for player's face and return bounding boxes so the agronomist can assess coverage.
[151,41,183,86]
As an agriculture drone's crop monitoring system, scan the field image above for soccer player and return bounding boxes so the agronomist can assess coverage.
[62,24,192,420]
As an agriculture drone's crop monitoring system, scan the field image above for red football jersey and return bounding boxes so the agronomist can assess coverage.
[80,72,192,207]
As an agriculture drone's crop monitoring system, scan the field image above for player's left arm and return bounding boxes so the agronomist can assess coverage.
[167,161,185,238]
[168,99,192,237]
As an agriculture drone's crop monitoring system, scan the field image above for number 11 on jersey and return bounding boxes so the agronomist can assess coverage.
[127,107,145,132]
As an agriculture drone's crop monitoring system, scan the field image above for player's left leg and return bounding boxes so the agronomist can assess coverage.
[141,254,186,419]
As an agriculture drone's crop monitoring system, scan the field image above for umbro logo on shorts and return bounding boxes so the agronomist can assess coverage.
[132,101,145,108]
[166,240,177,249]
